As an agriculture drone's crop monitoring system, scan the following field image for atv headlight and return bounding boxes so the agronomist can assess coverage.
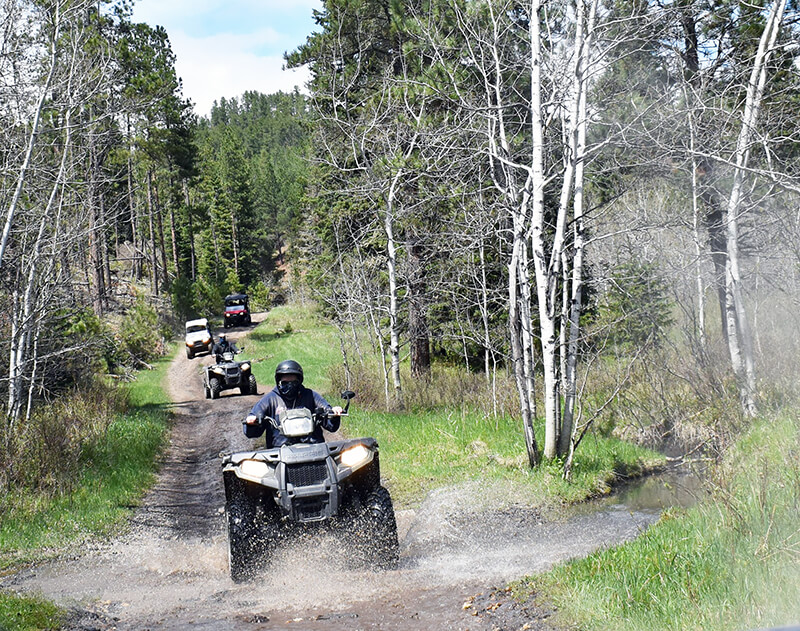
[203,336,211,344]
[239,459,270,479]
[339,444,372,469]
[212,367,225,375]
[281,415,314,437]
[240,363,250,371]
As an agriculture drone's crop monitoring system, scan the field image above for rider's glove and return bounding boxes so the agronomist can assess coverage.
[244,414,259,426]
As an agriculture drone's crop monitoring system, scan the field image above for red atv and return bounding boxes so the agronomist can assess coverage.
[223,293,251,328]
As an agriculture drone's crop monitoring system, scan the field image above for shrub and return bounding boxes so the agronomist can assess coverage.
[117,297,170,366]
[246,280,275,311]
[593,261,674,352]
[169,276,195,321]
[43,307,118,388]
[0,381,128,495]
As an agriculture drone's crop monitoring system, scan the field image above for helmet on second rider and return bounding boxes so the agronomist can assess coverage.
[275,359,304,385]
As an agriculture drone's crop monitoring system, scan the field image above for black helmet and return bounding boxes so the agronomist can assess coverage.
[275,359,303,384]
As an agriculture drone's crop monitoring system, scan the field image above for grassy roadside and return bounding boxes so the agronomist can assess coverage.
[244,304,664,508]
[511,411,800,630]
[0,347,175,630]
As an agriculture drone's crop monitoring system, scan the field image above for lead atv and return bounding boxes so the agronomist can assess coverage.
[220,392,399,582]
[203,349,257,399]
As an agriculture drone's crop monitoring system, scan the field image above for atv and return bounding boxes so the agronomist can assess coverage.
[203,349,257,399]
[220,392,399,582]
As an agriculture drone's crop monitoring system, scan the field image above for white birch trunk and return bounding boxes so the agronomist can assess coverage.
[560,0,597,457]
[385,169,404,405]
[485,3,539,453]
[689,117,706,350]
[7,290,22,421]
[724,0,786,415]
[508,226,540,467]
[526,0,561,460]
[0,2,62,267]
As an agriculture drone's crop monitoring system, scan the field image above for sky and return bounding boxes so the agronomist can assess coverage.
[130,0,322,117]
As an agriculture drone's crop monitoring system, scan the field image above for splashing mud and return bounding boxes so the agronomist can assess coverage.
[0,316,695,630]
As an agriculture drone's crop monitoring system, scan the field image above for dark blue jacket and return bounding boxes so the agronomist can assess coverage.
[244,386,340,447]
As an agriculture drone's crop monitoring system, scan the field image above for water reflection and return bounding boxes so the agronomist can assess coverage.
[612,469,707,511]
[553,466,707,524]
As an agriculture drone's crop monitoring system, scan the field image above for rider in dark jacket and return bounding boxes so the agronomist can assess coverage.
[212,334,237,362]
[243,359,342,448]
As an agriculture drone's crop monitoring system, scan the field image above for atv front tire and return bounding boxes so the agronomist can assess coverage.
[241,374,257,396]
[359,486,399,570]
[210,377,222,399]
[226,489,258,582]
[186,347,194,359]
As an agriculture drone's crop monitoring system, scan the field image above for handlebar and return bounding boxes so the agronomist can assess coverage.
[314,407,347,422]
[243,392,355,431]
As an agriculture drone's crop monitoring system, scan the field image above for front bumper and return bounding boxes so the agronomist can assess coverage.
[223,440,380,523]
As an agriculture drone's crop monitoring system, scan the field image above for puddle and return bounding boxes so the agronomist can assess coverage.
[612,468,707,512]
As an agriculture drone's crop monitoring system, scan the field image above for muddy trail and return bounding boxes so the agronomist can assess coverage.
[2,315,668,630]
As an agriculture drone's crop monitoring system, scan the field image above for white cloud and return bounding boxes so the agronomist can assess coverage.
[170,30,311,117]
[129,0,320,117]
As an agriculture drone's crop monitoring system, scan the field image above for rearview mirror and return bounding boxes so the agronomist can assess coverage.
[341,390,356,401]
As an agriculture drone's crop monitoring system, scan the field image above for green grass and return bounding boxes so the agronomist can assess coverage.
[245,303,343,394]
[344,408,661,507]
[0,593,62,631]
[240,304,664,508]
[512,411,800,631]
[0,347,175,629]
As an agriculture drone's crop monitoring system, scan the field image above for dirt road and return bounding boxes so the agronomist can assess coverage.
[2,316,663,630]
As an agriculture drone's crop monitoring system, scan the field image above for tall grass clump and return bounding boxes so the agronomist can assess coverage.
[0,348,173,571]
[329,359,522,419]
[0,382,128,494]
[0,345,174,630]
[514,411,800,631]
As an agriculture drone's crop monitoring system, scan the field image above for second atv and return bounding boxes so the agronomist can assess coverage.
[203,349,257,399]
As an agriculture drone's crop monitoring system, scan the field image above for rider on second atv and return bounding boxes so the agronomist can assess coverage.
[243,359,343,447]
[212,334,238,362]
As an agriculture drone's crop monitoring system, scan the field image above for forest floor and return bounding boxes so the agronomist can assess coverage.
[1,314,664,630]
